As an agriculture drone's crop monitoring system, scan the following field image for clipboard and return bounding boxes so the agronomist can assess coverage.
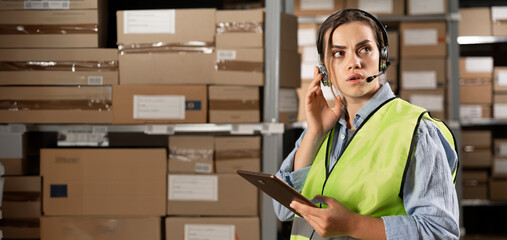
[237,170,316,216]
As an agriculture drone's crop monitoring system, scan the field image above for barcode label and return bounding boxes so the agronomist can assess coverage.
[24,0,70,9]
[195,163,213,173]
[87,76,103,85]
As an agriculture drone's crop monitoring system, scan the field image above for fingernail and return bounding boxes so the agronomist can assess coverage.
[289,201,295,208]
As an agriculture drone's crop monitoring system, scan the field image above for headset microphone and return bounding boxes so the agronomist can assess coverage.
[366,72,384,83]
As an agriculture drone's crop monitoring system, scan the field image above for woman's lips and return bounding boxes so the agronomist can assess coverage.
[347,73,364,83]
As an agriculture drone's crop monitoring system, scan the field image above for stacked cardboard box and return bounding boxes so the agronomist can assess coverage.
[493,67,507,119]
[459,57,494,121]
[462,131,492,200]
[491,139,507,200]
[293,0,345,16]
[399,21,447,120]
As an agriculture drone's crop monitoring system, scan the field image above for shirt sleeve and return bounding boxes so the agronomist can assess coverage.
[382,119,460,240]
[273,129,311,222]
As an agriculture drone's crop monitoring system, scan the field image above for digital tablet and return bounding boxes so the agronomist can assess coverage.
[237,170,316,216]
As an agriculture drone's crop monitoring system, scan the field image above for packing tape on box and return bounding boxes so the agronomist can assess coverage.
[216,21,263,34]
[118,41,214,55]
[215,149,260,160]
[0,99,112,111]
[169,147,213,162]
[0,61,117,71]
[208,100,259,110]
[0,24,98,34]
[459,78,492,86]
[215,60,263,73]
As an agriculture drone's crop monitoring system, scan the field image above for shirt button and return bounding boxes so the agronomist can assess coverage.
[340,134,345,140]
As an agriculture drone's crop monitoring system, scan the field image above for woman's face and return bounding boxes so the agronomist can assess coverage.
[324,21,381,101]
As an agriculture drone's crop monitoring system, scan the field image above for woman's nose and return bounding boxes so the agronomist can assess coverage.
[347,54,361,70]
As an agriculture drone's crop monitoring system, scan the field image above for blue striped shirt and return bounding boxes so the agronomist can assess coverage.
[274,83,460,240]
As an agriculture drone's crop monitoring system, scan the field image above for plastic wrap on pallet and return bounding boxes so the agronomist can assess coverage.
[216,21,263,34]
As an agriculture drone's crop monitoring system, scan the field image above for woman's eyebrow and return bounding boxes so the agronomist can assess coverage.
[331,39,372,50]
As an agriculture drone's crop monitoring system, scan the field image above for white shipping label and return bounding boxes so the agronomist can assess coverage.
[404,29,438,46]
[494,104,507,118]
[494,160,507,174]
[497,71,507,86]
[168,175,218,201]
[87,76,103,85]
[460,105,483,120]
[410,94,443,112]
[124,10,175,34]
[133,95,185,120]
[184,224,235,240]
[302,46,319,64]
[492,7,507,21]
[217,50,237,61]
[402,71,437,89]
[279,89,299,112]
[298,28,317,46]
[359,0,393,14]
[300,0,334,10]
[24,0,69,9]
[301,63,315,79]
[500,143,507,156]
[465,57,493,73]
[409,0,444,14]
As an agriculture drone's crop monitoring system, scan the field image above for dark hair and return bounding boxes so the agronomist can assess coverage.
[316,9,385,63]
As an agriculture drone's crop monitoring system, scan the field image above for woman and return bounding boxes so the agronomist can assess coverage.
[274,9,459,240]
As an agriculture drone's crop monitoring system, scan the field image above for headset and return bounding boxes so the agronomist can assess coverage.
[316,9,390,85]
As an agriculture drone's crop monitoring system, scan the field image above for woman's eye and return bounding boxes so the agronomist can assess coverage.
[332,51,344,57]
[359,47,372,54]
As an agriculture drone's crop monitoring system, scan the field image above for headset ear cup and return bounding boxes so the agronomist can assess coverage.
[379,47,389,73]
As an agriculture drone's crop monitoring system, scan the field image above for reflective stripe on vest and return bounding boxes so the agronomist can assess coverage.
[290,98,457,240]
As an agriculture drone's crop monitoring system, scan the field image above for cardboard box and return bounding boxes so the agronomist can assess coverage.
[215,136,260,173]
[387,31,399,61]
[0,86,113,123]
[0,10,100,48]
[298,22,318,47]
[0,159,23,175]
[400,58,446,90]
[0,49,118,85]
[41,148,167,216]
[460,79,492,105]
[113,85,207,124]
[400,22,446,57]
[460,104,492,122]
[0,219,40,239]
[0,0,97,9]
[407,0,447,15]
[169,135,214,174]
[462,170,488,199]
[493,93,507,119]
[346,0,404,16]
[41,216,160,240]
[459,8,492,36]
[399,89,446,120]
[3,175,41,192]
[462,131,492,168]
[118,51,215,85]
[167,173,257,216]
[279,88,299,123]
[208,86,260,123]
[492,6,507,36]
[216,9,264,48]
[494,67,507,92]
[494,139,507,157]
[2,201,40,219]
[489,179,507,200]
[215,48,264,86]
[117,9,215,45]
[492,158,507,178]
[165,216,260,240]
[0,132,23,159]
[281,50,302,88]
[294,0,345,16]
[460,57,494,79]
[2,176,42,219]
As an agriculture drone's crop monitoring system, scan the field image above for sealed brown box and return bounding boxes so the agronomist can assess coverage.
[0,220,40,239]
[0,49,118,85]
[400,58,446,90]
[489,179,507,200]
[399,89,446,120]
[41,148,167,216]
[400,22,446,57]
[0,10,100,48]
[385,61,399,92]
[387,31,399,61]
[118,51,215,85]
[0,86,112,124]
[215,48,263,86]
[41,216,161,240]
[460,57,494,79]
[494,67,507,92]
[462,130,492,168]
[492,6,507,36]
[459,8,492,36]
[281,50,302,88]
[493,93,507,119]
[0,0,97,9]
[168,135,214,174]
[0,159,23,175]
[294,0,345,16]
[494,139,507,157]
[165,217,260,240]
[113,85,207,124]
[460,79,493,105]
[117,9,215,45]
[167,173,257,216]
[208,85,260,123]
[462,170,488,199]
[3,175,40,192]
[279,88,299,123]
[2,201,41,219]
[1,176,41,219]
[215,136,260,173]
[346,0,404,16]
[407,0,447,15]
[216,9,264,48]
[460,104,492,121]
